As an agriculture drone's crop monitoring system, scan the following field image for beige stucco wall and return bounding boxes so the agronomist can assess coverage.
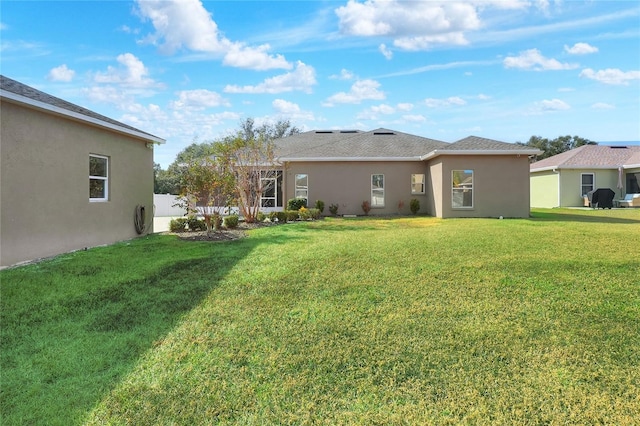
[427,155,532,218]
[283,161,433,216]
[530,170,560,208]
[1,100,154,267]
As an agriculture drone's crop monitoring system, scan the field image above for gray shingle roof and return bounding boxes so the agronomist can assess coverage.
[0,75,164,143]
[276,128,449,160]
[530,145,640,171]
[449,136,532,151]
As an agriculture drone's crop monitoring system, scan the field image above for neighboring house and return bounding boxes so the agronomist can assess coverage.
[1,75,165,268]
[530,145,640,208]
[262,129,540,218]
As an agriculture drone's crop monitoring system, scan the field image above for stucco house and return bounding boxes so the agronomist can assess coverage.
[1,75,165,268]
[264,129,541,218]
[530,145,640,208]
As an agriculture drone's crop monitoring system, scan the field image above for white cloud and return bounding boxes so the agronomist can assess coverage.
[335,1,480,50]
[224,61,317,94]
[47,64,75,82]
[396,103,413,111]
[379,43,393,59]
[135,0,290,70]
[504,49,578,71]
[329,69,355,80]
[323,79,385,106]
[531,98,571,113]
[1,22,8,31]
[357,103,395,119]
[272,99,315,121]
[424,96,466,108]
[579,68,640,85]
[170,89,230,110]
[564,42,598,55]
[402,114,427,123]
[591,102,615,110]
[94,53,161,88]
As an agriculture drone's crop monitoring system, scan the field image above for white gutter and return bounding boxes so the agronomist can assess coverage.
[1,89,166,144]
[278,156,423,162]
[421,149,542,161]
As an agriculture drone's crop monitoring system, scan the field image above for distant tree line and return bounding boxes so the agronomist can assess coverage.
[517,135,597,161]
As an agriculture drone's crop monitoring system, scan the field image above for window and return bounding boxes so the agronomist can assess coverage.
[581,173,594,196]
[260,170,283,208]
[371,174,385,207]
[411,174,425,194]
[452,170,473,208]
[89,155,108,201]
[295,174,308,203]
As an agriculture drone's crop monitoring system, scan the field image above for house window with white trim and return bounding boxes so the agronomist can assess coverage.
[581,173,594,196]
[90,154,109,201]
[372,174,385,207]
[295,174,308,204]
[411,174,425,194]
[452,170,473,208]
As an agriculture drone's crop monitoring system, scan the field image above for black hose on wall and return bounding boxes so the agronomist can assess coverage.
[134,205,146,235]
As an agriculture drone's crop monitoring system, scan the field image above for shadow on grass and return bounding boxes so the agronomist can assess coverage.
[0,231,294,425]
[530,209,640,224]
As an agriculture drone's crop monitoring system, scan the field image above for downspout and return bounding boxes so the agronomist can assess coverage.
[552,168,561,207]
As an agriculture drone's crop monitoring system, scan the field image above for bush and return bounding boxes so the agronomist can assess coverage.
[187,217,207,231]
[271,211,288,223]
[315,200,325,214]
[285,210,300,222]
[309,208,322,220]
[329,203,339,216]
[410,198,420,215]
[169,218,188,232]
[256,211,267,222]
[224,214,239,229]
[287,198,307,211]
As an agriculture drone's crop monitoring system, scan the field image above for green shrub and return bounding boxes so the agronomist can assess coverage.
[169,218,188,232]
[272,211,287,223]
[315,200,325,214]
[224,214,239,229]
[309,208,321,220]
[410,198,420,215]
[285,210,300,222]
[187,217,207,231]
[329,203,339,216]
[256,211,267,222]
[287,198,307,211]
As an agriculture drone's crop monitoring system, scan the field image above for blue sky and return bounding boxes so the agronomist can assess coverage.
[2,0,639,168]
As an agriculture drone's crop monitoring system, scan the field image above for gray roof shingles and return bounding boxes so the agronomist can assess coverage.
[0,75,163,141]
[530,145,640,170]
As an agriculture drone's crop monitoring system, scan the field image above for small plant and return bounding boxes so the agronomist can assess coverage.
[223,214,239,229]
[256,211,267,222]
[169,218,188,232]
[285,210,300,222]
[315,200,325,214]
[309,208,322,220]
[187,217,207,231]
[287,198,307,211]
[409,198,420,215]
[329,203,339,216]
[298,206,310,220]
[361,200,371,215]
[275,211,288,223]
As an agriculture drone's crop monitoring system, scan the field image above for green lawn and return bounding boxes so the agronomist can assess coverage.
[2,209,639,425]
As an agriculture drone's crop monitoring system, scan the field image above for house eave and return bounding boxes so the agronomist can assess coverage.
[421,149,542,161]
[279,156,423,162]
[531,165,635,172]
[1,89,166,145]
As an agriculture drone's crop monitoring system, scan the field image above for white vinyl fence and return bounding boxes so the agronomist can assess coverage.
[154,194,187,217]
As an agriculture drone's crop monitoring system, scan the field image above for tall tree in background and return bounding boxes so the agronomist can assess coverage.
[518,135,597,161]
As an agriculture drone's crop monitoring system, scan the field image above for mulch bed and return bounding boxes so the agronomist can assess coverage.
[165,221,276,242]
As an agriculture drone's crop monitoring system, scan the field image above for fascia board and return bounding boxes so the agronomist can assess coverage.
[421,149,543,161]
[1,90,166,144]
[278,156,423,162]
[532,165,627,172]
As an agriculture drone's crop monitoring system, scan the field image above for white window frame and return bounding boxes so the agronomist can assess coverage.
[452,169,473,209]
[371,174,385,207]
[295,173,308,203]
[411,174,425,195]
[89,154,109,202]
[581,173,595,196]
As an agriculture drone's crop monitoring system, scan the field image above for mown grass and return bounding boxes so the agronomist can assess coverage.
[1,208,639,424]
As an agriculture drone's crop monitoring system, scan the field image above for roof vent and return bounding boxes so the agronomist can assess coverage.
[340,130,358,133]
[315,131,334,134]
[609,146,628,149]
[373,131,395,135]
